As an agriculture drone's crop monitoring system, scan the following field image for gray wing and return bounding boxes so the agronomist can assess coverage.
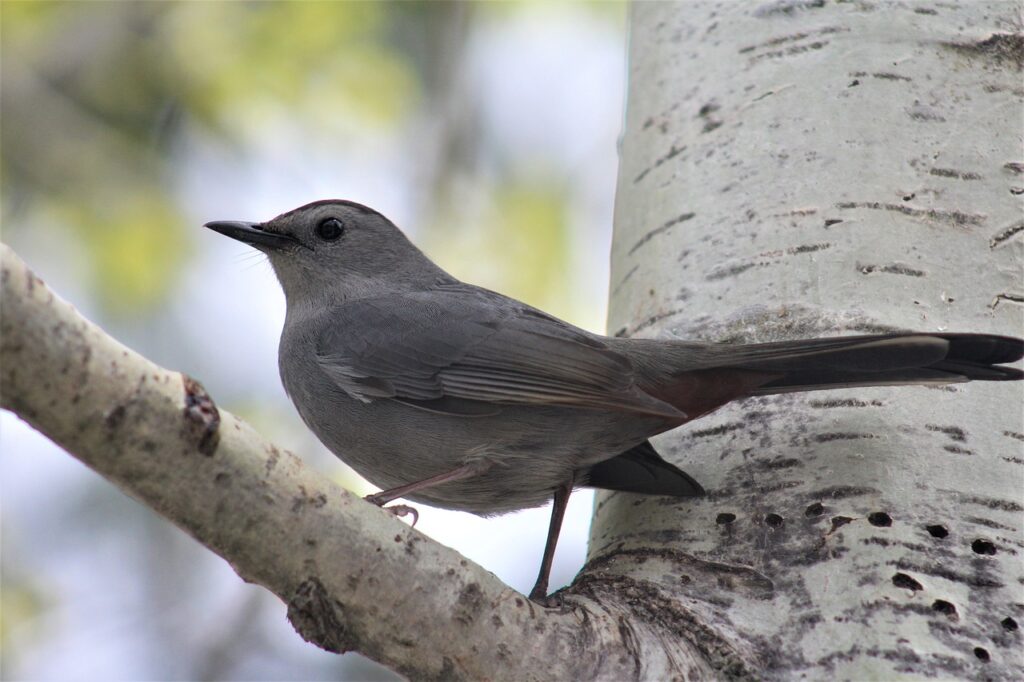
[314,287,683,418]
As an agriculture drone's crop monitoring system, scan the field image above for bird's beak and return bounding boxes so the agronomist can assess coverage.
[204,220,296,249]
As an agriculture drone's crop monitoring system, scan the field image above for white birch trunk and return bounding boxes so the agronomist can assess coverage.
[592,0,1023,678]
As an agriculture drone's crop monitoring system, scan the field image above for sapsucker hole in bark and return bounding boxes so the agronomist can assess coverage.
[868,512,892,527]
[971,538,997,555]
[716,512,737,525]
[931,599,958,619]
[973,647,990,662]
[1001,617,1018,631]
[804,502,824,517]
[764,513,784,528]
[830,516,854,532]
[892,572,923,592]
[925,524,948,538]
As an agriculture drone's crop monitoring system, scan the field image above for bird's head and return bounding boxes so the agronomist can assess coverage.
[205,199,449,308]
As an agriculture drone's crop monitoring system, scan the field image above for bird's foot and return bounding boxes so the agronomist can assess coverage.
[364,493,419,526]
[527,587,564,608]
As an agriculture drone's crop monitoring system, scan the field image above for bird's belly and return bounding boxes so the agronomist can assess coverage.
[282,368,659,515]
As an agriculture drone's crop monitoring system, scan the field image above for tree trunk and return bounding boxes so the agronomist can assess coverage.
[590,0,1023,679]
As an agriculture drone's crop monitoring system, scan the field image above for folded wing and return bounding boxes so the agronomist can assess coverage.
[315,287,684,418]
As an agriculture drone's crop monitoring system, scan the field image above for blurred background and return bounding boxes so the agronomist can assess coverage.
[1,2,627,679]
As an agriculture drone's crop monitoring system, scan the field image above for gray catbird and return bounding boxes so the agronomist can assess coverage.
[206,199,1024,601]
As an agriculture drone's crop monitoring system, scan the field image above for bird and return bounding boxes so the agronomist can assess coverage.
[205,199,1024,602]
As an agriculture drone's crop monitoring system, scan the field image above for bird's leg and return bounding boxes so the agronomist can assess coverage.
[364,463,482,525]
[528,478,573,604]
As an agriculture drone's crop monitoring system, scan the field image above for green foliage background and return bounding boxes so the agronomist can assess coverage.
[1,2,625,679]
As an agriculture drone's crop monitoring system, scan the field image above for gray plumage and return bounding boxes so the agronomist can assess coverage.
[205,200,1024,520]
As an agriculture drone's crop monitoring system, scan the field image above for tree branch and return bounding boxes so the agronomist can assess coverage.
[0,243,651,680]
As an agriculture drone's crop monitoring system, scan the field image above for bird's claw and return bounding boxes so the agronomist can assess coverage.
[384,504,419,526]
[364,494,419,526]
[528,589,564,608]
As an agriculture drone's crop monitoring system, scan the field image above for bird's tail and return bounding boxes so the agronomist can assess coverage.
[719,333,1024,395]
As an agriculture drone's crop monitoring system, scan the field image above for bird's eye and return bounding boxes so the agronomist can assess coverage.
[316,217,344,241]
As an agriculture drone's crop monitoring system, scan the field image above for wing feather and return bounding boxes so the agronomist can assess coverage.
[315,287,682,418]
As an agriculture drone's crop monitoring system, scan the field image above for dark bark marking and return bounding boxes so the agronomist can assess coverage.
[990,292,1024,309]
[929,167,982,180]
[891,559,1003,588]
[989,220,1024,248]
[634,144,688,184]
[748,40,829,64]
[453,582,483,626]
[703,243,830,282]
[266,445,281,475]
[809,398,884,408]
[104,404,127,430]
[836,201,985,227]
[962,495,1024,513]
[786,242,831,254]
[756,480,802,495]
[761,457,801,471]
[580,547,775,595]
[702,119,723,134]
[858,263,926,277]
[286,577,356,654]
[688,422,745,438]
[615,615,643,680]
[942,32,1024,70]
[628,212,696,256]
[753,0,825,19]
[291,485,328,513]
[925,424,968,442]
[829,516,854,533]
[740,27,843,53]
[812,432,877,442]
[871,72,912,81]
[967,516,1014,531]
[629,308,688,334]
[611,265,639,297]
[810,485,876,500]
[706,262,757,281]
[182,374,220,456]
[907,104,946,122]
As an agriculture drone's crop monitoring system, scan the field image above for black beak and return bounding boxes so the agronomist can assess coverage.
[204,220,296,249]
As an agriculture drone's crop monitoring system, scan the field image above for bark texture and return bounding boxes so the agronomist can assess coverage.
[591,1,1023,679]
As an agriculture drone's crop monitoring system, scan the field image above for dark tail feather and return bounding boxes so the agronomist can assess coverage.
[733,333,1023,395]
[585,441,704,497]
